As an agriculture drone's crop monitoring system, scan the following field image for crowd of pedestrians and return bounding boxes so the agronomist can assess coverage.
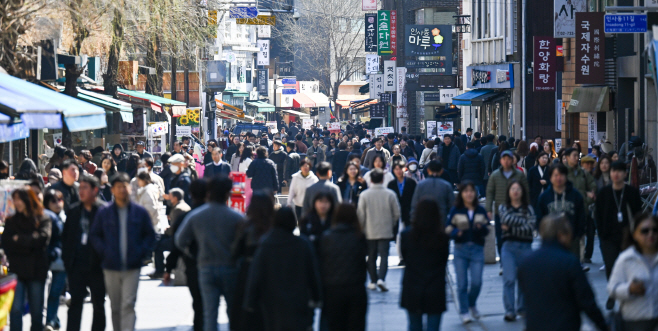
[1,120,657,331]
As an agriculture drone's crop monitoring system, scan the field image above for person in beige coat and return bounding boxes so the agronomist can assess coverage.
[357,168,401,292]
[135,172,161,229]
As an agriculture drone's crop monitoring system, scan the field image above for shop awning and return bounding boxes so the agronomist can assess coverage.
[215,99,245,116]
[292,93,316,108]
[245,101,275,112]
[452,89,494,106]
[281,109,311,118]
[74,89,134,123]
[0,74,106,131]
[117,88,187,116]
[223,90,250,98]
[218,111,254,123]
[0,113,29,143]
[305,92,330,108]
[336,98,377,108]
[568,87,610,113]
[470,92,505,107]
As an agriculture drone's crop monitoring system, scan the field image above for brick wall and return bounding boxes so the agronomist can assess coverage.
[560,37,588,146]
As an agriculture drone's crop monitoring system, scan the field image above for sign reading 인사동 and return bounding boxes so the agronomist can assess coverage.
[604,14,647,33]
[257,40,270,66]
[176,126,192,137]
[374,127,394,137]
[533,36,556,92]
[576,13,605,85]
[302,119,313,130]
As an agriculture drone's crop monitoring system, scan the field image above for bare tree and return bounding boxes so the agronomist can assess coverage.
[0,0,51,76]
[275,0,365,105]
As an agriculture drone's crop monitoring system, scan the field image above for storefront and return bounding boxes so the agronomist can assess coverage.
[567,86,611,153]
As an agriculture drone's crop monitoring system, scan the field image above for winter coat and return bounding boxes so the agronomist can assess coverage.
[295,140,308,154]
[419,148,433,168]
[89,201,157,271]
[111,144,128,172]
[319,224,367,287]
[268,149,288,184]
[357,184,401,240]
[401,145,417,160]
[567,165,597,207]
[400,227,450,314]
[363,169,395,188]
[331,150,351,179]
[1,212,51,281]
[479,142,497,179]
[410,176,455,223]
[498,204,536,243]
[387,177,417,227]
[244,228,321,331]
[51,180,80,210]
[594,184,642,243]
[387,154,408,169]
[524,151,538,170]
[437,142,460,170]
[485,168,530,215]
[62,200,104,272]
[528,165,550,207]
[226,143,239,162]
[170,171,192,205]
[302,180,342,216]
[136,183,161,228]
[204,160,231,179]
[518,241,608,331]
[446,206,490,245]
[284,153,301,182]
[458,149,485,185]
[230,153,241,172]
[46,209,65,271]
[300,212,331,252]
[608,246,658,321]
[337,179,367,206]
[246,157,279,193]
[363,147,391,169]
[536,183,586,238]
[239,158,252,173]
[287,171,319,207]
[15,159,44,187]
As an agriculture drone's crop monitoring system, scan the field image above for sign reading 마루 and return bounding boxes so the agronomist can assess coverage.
[366,54,379,73]
[378,11,392,55]
[554,0,587,38]
[405,25,453,68]
[236,15,275,25]
[229,7,259,18]
[533,36,556,91]
[257,40,270,65]
[604,14,647,33]
[576,13,605,85]
[365,13,378,52]
[384,60,396,92]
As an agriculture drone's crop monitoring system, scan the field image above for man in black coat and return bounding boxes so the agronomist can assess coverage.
[62,175,106,331]
[168,154,192,204]
[51,160,80,210]
[268,140,288,188]
[458,142,486,193]
[518,215,608,331]
[203,147,231,179]
[331,142,351,181]
[246,146,279,194]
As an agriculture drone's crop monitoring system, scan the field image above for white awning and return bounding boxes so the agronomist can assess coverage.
[304,92,330,108]
[281,109,311,118]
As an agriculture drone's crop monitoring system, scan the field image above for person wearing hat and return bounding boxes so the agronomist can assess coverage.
[269,140,288,188]
[581,155,596,174]
[135,141,153,160]
[166,154,191,205]
[485,150,530,263]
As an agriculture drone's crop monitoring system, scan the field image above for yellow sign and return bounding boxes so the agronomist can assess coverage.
[208,10,218,38]
[236,15,276,26]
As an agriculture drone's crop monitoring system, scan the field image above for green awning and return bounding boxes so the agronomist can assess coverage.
[568,87,610,113]
[245,101,275,112]
[77,93,133,123]
[224,90,250,98]
[118,88,187,116]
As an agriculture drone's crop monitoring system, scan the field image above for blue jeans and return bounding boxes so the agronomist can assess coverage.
[407,311,442,331]
[10,279,45,331]
[501,241,532,315]
[46,270,67,327]
[453,242,484,314]
[199,265,238,331]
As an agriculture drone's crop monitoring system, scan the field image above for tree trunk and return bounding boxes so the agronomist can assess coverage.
[171,55,177,101]
[145,33,163,96]
[104,8,123,97]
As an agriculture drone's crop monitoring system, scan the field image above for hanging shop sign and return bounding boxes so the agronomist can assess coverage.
[365,13,378,52]
[373,74,385,98]
[257,69,268,96]
[466,64,514,89]
[405,60,447,69]
[390,11,397,56]
[377,10,392,55]
[236,15,276,25]
[384,60,396,92]
[257,40,270,66]
[440,89,457,103]
[396,67,407,118]
[576,13,605,84]
[380,93,392,103]
[366,54,379,74]
[533,36,556,91]
[257,25,271,38]
[370,103,387,117]
[554,0,587,38]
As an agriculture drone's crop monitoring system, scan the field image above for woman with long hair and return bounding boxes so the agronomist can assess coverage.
[594,155,612,191]
[337,161,367,206]
[319,204,368,331]
[363,154,395,187]
[527,151,550,206]
[100,154,118,179]
[15,159,44,186]
[400,199,450,331]
[43,189,67,330]
[498,181,536,322]
[93,168,113,202]
[2,187,52,331]
[300,191,336,251]
[608,212,658,330]
[231,142,245,172]
[446,181,490,324]
[544,140,558,161]
[609,151,619,162]
[572,141,583,157]
[388,161,417,266]
[239,145,254,173]
[231,192,274,331]
[516,141,529,171]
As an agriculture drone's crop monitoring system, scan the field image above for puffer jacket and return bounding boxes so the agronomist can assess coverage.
[287,171,319,207]
[458,149,485,185]
[608,246,658,321]
[246,157,279,192]
[318,224,367,287]
[1,212,52,281]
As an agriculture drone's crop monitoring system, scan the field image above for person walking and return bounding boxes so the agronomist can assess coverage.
[480,134,497,184]
[43,189,67,331]
[284,142,301,185]
[458,142,486,195]
[204,147,231,178]
[400,199,450,331]
[337,161,368,206]
[363,138,391,169]
[419,140,435,168]
[230,142,244,172]
[388,161,417,266]
[308,137,326,169]
[317,203,368,331]
[363,154,395,187]
[302,162,342,216]
[527,151,550,207]
[62,175,107,331]
[238,146,254,173]
[287,159,319,219]
[594,155,612,191]
[268,140,288,188]
[51,160,80,210]
[387,145,408,169]
[437,134,460,184]
[608,212,658,330]
[79,150,98,175]
[446,182,490,324]
[498,181,536,322]
[357,168,401,292]
[405,158,424,182]
[410,160,454,222]
[565,147,596,268]
[300,191,336,252]
[246,146,279,194]
[175,176,242,331]
[244,207,322,331]
[90,173,156,331]
[3,187,52,331]
[518,215,608,331]
[168,154,193,204]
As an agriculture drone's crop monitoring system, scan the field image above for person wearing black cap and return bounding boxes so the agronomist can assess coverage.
[135,141,153,159]
[269,140,288,188]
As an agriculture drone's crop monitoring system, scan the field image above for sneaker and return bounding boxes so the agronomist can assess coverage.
[504,313,517,322]
[469,307,481,320]
[581,265,590,272]
[377,279,389,292]
[606,297,615,310]
[583,258,592,264]
[367,283,377,291]
[460,313,473,324]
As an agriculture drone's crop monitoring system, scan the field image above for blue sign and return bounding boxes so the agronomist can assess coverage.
[229,7,258,18]
[604,14,647,33]
[282,89,297,95]
[281,78,296,85]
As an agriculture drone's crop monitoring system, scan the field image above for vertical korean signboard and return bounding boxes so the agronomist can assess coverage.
[378,10,392,55]
[390,11,397,56]
[384,60,395,91]
[257,40,270,66]
[366,54,379,73]
[374,74,385,98]
[396,67,407,118]
[533,36,556,91]
[576,12,605,84]
[365,13,378,52]
[257,69,268,96]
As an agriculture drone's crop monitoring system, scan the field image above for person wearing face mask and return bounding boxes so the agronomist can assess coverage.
[405,157,424,182]
[130,159,164,201]
[167,154,192,205]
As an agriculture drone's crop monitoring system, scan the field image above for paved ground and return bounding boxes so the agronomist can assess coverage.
[24,238,611,331]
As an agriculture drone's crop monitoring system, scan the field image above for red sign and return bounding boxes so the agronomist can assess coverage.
[575,12,605,85]
[390,10,397,56]
[556,45,564,57]
[533,36,556,92]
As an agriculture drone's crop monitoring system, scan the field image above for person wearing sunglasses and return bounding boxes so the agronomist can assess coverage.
[607,212,658,330]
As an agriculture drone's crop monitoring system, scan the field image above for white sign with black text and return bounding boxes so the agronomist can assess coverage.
[384,61,396,92]
[440,89,457,103]
[257,40,270,66]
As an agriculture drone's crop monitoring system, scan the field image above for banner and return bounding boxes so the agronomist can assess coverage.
[377,10,392,55]
[384,60,395,91]
[257,40,270,66]
[576,12,605,85]
[390,11,397,56]
[374,127,394,136]
[437,121,454,135]
[396,67,407,118]
[366,54,379,73]
[362,0,376,11]
[176,126,192,137]
[554,0,587,38]
[426,121,437,138]
[533,36,556,91]
[588,113,597,149]
[365,13,378,52]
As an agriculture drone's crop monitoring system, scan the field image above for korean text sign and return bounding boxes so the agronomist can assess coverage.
[576,13,605,84]
[405,25,453,63]
[362,0,376,11]
[378,11,392,55]
[384,60,395,91]
[533,36,556,91]
[365,13,377,52]
[554,0,587,38]
[257,40,270,66]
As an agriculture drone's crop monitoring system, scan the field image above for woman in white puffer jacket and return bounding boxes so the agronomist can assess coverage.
[608,212,658,330]
[287,158,318,220]
[135,171,162,229]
